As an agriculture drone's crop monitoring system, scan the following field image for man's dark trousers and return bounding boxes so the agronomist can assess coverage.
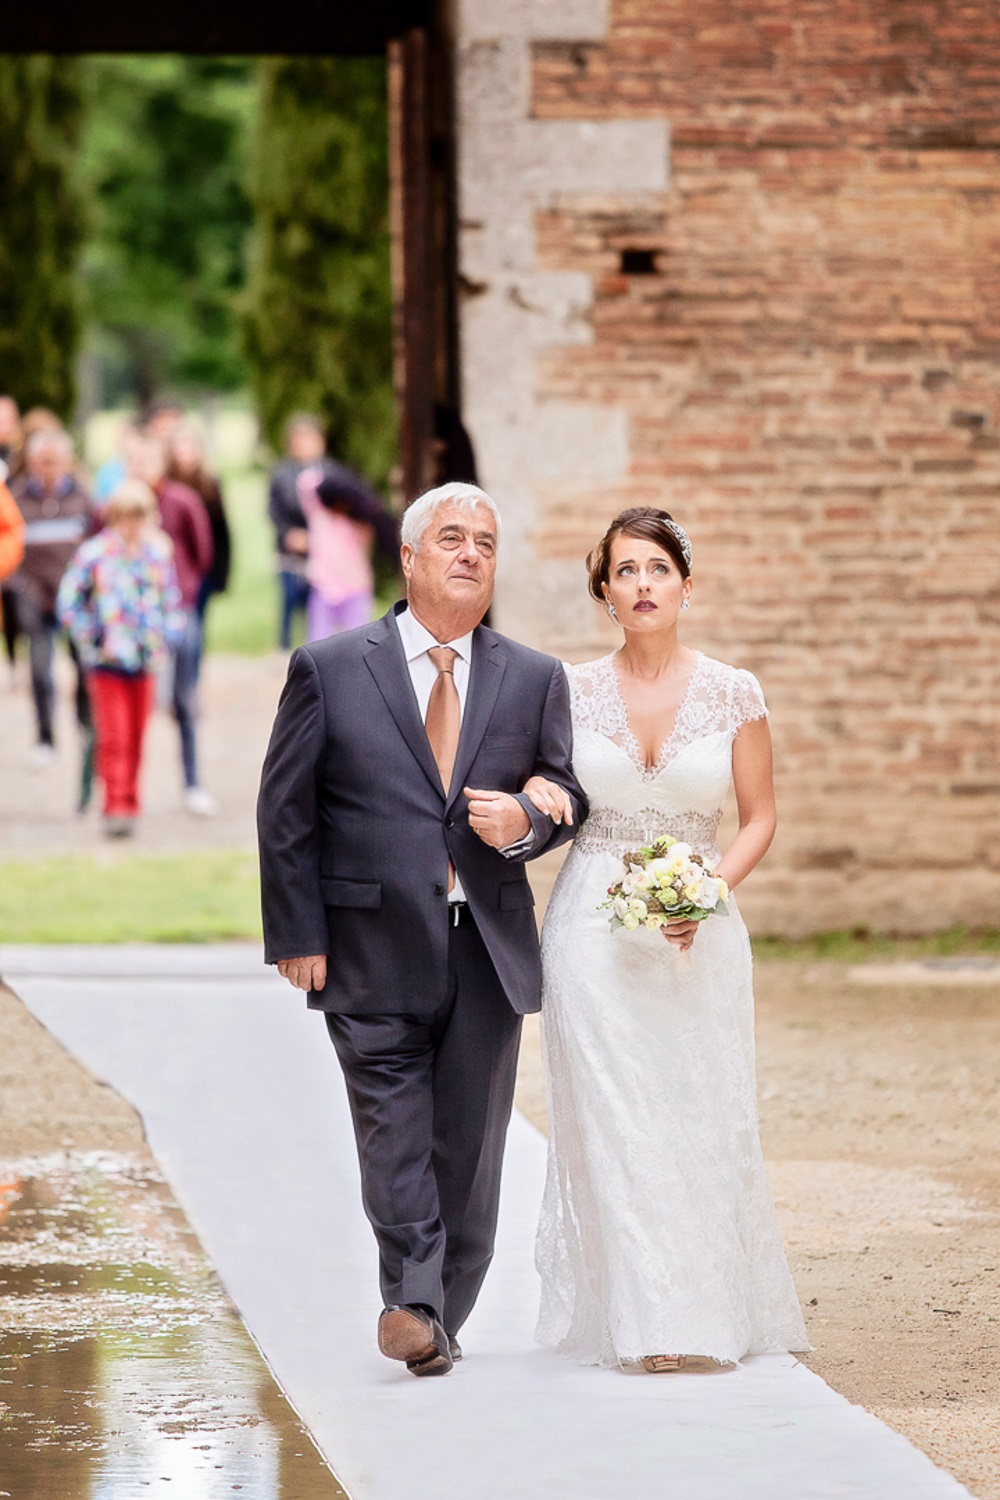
[325,911,521,1338]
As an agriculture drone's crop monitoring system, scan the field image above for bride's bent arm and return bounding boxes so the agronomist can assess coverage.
[715,716,777,893]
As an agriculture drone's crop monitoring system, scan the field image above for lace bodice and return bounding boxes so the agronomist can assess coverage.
[567,652,766,859]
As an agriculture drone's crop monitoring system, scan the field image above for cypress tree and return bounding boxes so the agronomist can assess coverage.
[0,57,85,417]
[80,56,255,408]
[243,58,395,486]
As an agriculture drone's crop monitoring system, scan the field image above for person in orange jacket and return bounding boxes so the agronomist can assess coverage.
[0,480,24,607]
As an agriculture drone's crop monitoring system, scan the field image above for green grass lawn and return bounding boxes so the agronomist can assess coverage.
[0,853,262,944]
[753,926,1000,962]
[2,851,998,956]
[204,467,283,656]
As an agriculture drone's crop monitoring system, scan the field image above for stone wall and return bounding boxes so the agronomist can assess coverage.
[455,0,1000,934]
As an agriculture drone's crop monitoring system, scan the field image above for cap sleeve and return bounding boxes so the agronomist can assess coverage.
[730,667,768,732]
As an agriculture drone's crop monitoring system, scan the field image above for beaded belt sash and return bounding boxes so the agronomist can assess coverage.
[574,806,722,859]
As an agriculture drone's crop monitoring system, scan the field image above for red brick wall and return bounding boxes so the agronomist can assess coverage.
[526,2,1000,932]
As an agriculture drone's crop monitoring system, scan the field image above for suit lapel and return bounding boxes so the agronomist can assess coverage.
[363,608,445,797]
[447,627,507,810]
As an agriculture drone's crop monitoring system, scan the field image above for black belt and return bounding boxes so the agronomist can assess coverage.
[448,902,475,928]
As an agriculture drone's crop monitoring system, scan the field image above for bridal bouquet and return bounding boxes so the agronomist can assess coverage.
[600,836,729,933]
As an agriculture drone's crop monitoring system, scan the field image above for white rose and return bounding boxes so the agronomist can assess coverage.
[682,882,702,904]
[698,877,720,910]
[612,896,630,919]
[644,913,665,931]
[631,869,654,892]
[663,846,693,875]
[622,913,640,931]
[628,898,649,920]
[620,872,636,896]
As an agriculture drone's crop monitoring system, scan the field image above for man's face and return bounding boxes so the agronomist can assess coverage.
[401,502,497,623]
[128,438,166,488]
[288,424,325,464]
[28,443,71,489]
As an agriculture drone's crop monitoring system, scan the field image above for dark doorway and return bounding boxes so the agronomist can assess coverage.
[7,0,457,503]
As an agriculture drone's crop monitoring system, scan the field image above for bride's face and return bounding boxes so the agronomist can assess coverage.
[603,535,691,631]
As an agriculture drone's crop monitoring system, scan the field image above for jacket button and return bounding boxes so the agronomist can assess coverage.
[445,817,454,828]
[433,882,445,895]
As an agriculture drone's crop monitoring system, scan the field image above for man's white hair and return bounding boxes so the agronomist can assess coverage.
[401,482,501,551]
[26,427,73,458]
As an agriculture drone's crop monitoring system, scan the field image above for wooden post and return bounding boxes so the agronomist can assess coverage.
[388,28,437,506]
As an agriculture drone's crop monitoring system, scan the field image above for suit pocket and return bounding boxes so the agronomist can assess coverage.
[320,877,382,909]
[498,880,535,911]
[480,730,534,750]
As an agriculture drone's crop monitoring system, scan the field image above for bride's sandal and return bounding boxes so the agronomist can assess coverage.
[641,1354,685,1373]
[637,1353,735,1374]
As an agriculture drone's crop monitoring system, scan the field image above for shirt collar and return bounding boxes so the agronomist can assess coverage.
[397,604,474,666]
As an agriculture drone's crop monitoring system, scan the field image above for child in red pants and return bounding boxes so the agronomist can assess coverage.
[57,481,183,836]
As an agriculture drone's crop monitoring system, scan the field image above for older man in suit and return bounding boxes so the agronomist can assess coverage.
[258,481,586,1376]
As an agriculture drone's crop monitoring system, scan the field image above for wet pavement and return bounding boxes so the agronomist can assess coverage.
[0,1152,346,1500]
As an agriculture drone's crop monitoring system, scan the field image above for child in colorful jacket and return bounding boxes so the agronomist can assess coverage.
[57,480,184,836]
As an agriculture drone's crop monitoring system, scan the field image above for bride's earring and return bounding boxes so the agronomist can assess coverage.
[606,600,619,622]
[681,597,691,611]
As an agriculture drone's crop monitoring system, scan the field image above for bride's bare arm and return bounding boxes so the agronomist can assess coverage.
[663,717,775,952]
[714,716,777,892]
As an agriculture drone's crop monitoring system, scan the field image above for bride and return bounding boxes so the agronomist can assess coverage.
[523,507,809,1371]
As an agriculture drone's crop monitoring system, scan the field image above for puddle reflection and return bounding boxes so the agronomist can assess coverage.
[0,1155,346,1499]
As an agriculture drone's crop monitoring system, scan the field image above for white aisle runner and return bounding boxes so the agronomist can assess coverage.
[3,945,973,1500]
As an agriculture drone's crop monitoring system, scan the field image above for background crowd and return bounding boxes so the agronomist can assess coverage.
[0,393,398,839]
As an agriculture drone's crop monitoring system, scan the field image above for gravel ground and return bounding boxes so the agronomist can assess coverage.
[1,651,997,1497]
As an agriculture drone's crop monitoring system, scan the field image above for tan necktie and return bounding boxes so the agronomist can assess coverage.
[425,647,460,794]
[425,647,460,892]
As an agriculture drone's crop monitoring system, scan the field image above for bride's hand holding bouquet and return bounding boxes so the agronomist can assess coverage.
[601,836,729,952]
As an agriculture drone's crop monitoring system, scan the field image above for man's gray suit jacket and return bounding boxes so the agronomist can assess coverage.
[257,603,587,1016]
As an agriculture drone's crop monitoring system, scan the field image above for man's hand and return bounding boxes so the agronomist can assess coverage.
[464,787,531,849]
[283,526,310,556]
[277,955,327,991]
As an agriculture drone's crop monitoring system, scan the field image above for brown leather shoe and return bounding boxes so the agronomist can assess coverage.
[378,1305,453,1376]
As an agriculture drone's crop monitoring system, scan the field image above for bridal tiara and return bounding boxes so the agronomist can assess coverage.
[662,518,692,569]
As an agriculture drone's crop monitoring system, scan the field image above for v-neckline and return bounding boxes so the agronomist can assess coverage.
[608,650,704,781]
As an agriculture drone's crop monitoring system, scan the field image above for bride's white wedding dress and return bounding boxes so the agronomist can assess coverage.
[536,651,810,1367]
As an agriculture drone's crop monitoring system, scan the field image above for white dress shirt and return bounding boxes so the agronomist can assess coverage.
[396,606,533,901]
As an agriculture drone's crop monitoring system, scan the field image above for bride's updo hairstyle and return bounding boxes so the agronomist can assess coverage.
[587,507,692,603]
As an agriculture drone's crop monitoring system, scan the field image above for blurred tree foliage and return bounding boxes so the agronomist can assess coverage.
[0,57,86,417]
[80,56,255,408]
[244,58,395,487]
